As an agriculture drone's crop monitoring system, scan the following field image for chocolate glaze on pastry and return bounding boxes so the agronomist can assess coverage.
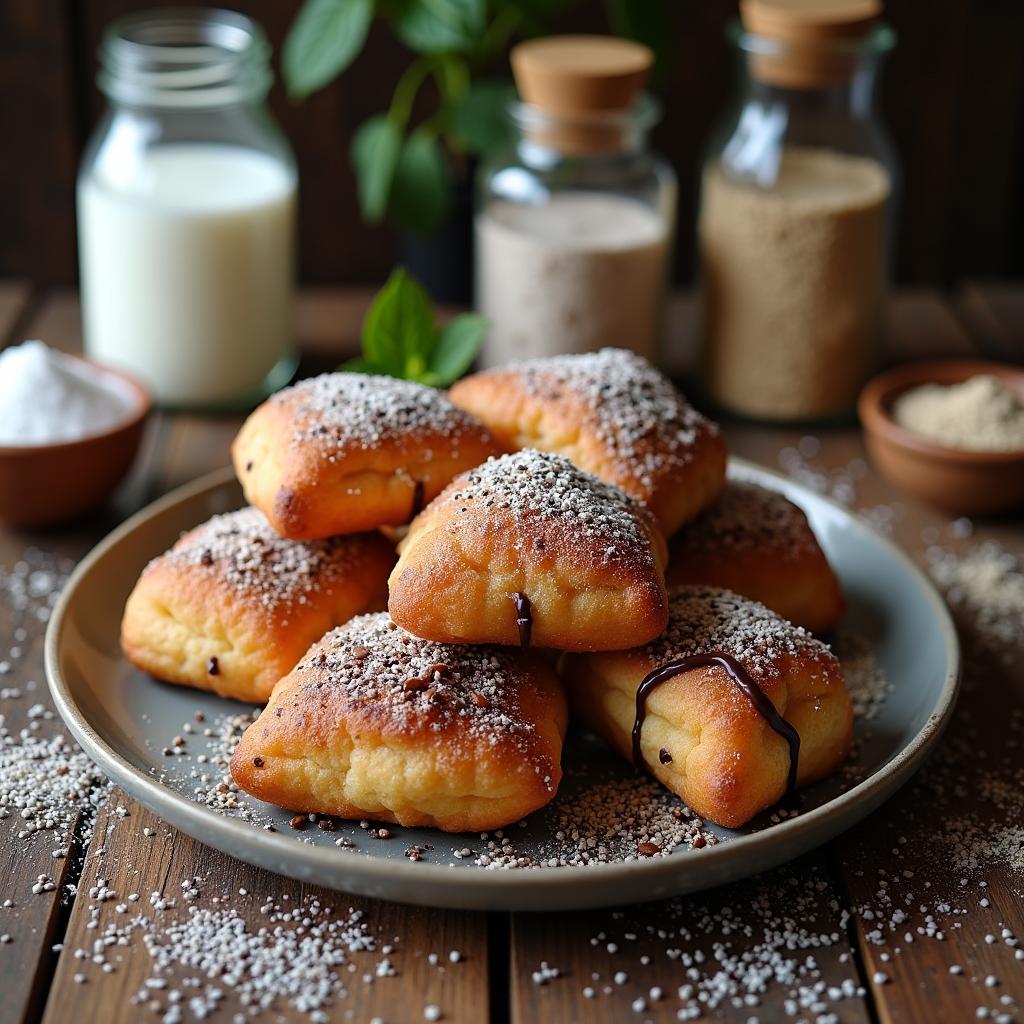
[561,585,852,828]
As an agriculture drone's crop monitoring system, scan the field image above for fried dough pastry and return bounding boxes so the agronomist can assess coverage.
[562,586,852,828]
[448,348,727,535]
[388,450,669,651]
[233,373,502,539]
[666,479,844,633]
[121,508,396,703]
[230,613,568,832]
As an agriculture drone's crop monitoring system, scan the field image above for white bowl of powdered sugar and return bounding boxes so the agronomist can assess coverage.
[0,341,150,528]
[859,359,1024,515]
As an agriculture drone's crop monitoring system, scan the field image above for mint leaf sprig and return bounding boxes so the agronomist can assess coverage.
[344,268,487,387]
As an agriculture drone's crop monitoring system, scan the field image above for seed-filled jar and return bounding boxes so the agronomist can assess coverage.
[698,0,898,422]
[476,36,676,367]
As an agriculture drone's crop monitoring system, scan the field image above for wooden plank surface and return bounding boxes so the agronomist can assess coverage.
[955,280,1024,363]
[43,794,489,1024]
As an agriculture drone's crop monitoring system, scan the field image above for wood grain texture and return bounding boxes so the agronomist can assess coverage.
[511,853,874,1024]
[42,793,490,1024]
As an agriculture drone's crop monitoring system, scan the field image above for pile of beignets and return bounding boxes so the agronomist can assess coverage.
[122,349,853,835]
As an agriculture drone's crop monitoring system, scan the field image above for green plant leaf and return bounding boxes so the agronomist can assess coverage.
[361,268,438,375]
[283,0,375,99]
[604,0,673,78]
[389,130,449,236]
[393,0,485,54]
[429,313,487,384]
[452,80,516,155]
[351,115,403,221]
[341,356,383,374]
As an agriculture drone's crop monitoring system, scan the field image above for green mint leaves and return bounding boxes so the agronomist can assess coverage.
[283,0,374,100]
[344,268,487,386]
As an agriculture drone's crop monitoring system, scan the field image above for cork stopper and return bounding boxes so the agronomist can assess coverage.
[740,0,882,89]
[510,35,653,154]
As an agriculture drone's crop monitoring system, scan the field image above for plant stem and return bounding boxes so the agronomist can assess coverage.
[388,56,439,128]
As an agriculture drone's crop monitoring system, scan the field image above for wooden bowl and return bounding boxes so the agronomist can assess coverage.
[0,359,151,529]
[858,360,1024,516]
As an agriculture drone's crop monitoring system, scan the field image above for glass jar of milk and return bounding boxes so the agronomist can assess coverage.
[78,9,297,408]
[476,37,676,367]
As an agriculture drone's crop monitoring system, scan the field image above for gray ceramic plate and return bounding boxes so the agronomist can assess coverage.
[45,460,960,911]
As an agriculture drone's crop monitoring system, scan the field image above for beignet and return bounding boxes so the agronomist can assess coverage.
[230,613,568,832]
[233,373,502,539]
[448,348,727,535]
[562,585,852,828]
[121,508,396,703]
[666,479,844,633]
[388,450,669,651]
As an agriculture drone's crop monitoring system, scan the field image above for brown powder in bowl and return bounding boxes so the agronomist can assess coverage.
[699,146,890,421]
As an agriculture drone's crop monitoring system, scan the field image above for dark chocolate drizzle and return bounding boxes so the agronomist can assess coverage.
[512,592,532,649]
[410,480,425,519]
[631,652,800,797]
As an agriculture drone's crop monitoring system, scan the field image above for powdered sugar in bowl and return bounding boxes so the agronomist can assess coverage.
[0,342,151,528]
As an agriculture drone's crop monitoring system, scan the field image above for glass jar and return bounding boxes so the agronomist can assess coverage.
[77,8,298,409]
[475,37,676,368]
[698,4,898,422]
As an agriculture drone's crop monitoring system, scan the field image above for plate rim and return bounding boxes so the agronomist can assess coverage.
[44,460,961,908]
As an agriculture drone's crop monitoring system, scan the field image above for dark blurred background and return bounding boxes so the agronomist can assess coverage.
[3,0,1023,289]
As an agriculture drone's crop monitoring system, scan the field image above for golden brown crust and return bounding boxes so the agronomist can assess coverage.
[388,450,669,651]
[230,613,568,832]
[448,348,727,535]
[233,373,503,539]
[121,508,396,703]
[561,586,853,828]
[666,479,845,633]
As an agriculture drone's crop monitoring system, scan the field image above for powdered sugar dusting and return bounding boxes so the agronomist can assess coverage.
[161,507,382,612]
[672,479,819,559]
[286,613,548,767]
[514,348,716,491]
[648,585,832,681]
[446,450,657,569]
[280,372,491,453]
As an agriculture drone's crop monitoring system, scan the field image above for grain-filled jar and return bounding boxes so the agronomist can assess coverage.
[78,9,297,409]
[698,0,898,422]
[476,36,676,367]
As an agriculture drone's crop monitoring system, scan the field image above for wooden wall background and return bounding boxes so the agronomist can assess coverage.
[2,0,1023,288]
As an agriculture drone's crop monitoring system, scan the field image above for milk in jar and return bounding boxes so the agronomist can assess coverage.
[77,9,296,407]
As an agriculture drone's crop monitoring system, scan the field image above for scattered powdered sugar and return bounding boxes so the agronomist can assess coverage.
[834,630,893,722]
[777,437,869,507]
[282,372,491,454]
[926,541,1024,657]
[160,507,379,612]
[0,729,111,851]
[509,347,716,492]
[447,449,656,567]
[649,586,833,681]
[671,479,818,559]
[142,900,376,1020]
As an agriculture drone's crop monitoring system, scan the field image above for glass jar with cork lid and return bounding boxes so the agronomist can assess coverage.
[698,0,898,422]
[475,36,676,367]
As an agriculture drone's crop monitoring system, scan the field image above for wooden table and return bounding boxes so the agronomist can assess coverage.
[1,284,1021,1024]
